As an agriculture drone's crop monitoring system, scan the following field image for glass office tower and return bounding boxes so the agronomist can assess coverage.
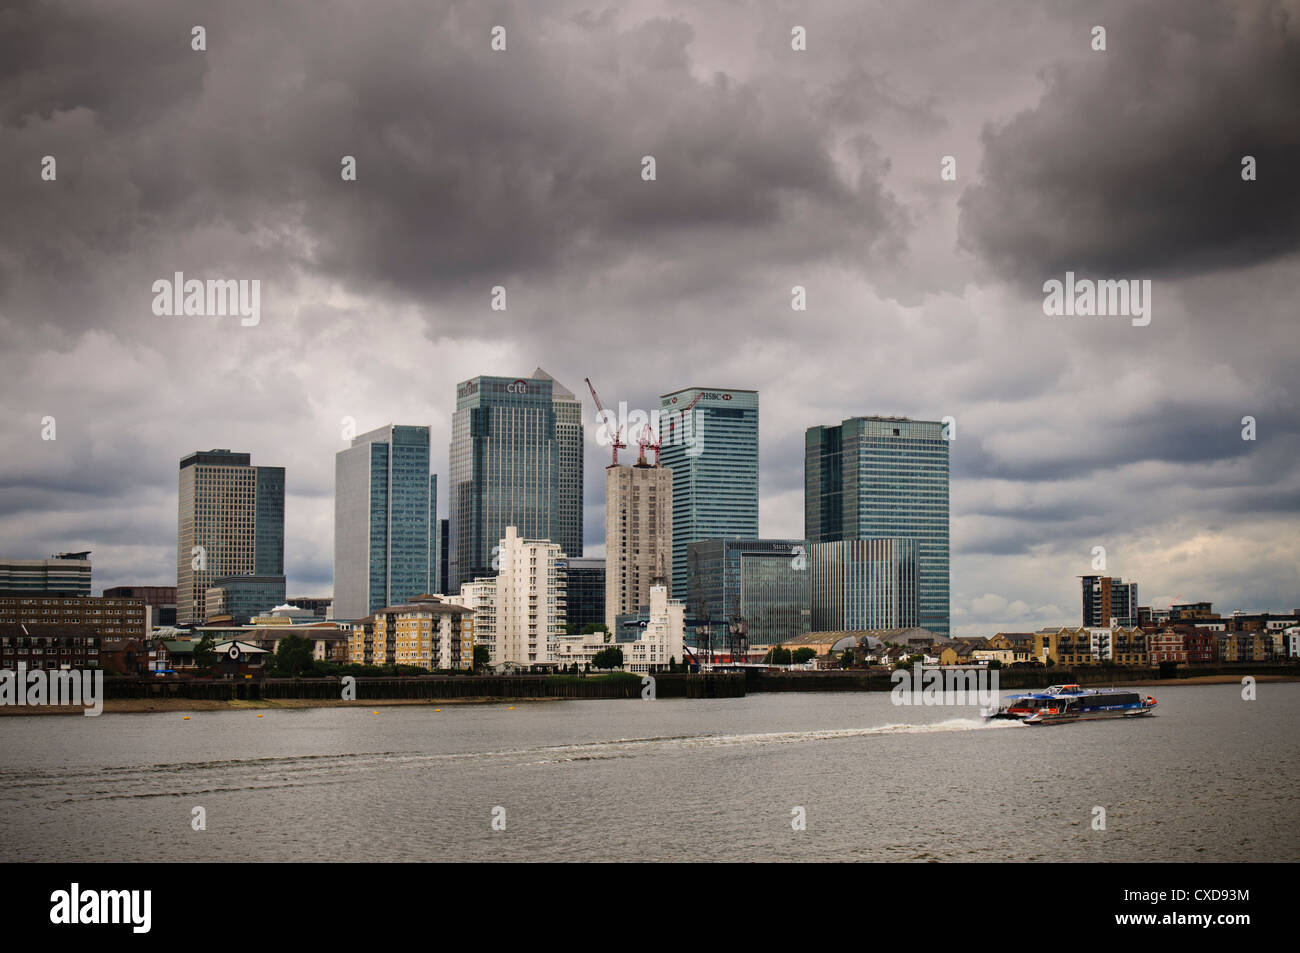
[177,449,284,626]
[534,368,584,563]
[658,387,759,598]
[560,556,606,631]
[449,371,583,592]
[806,417,949,638]
[687,538,810,646]
[334,425,436,620]
[809,537,918,632]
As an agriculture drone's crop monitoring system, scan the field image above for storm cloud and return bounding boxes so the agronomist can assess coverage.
[1,0,1296,635]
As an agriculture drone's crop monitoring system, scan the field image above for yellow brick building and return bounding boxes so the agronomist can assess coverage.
[354,596,475,670]
[1034,626,1148,666]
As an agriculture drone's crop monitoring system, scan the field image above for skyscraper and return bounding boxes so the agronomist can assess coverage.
[806,417,950,638]
[333,425,436,621]
[605,461,673,630]
[533,368,584,561]
[448,369,582,591]
[177,449,284,626]
[658,387,759,598]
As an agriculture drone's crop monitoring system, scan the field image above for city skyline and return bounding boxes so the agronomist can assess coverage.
[8,383,1292,638]
[2,1,1297,639]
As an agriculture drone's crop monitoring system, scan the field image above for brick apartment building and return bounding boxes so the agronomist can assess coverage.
[0,593,147,671]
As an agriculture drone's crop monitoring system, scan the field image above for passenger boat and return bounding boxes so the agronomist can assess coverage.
[982,684,1157,726]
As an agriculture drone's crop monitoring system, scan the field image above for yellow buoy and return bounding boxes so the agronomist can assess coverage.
[257,714,263,718]
[183,716,190,720]
[508,706,515,710]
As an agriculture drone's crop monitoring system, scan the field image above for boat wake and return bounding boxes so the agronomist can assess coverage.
[1,718,1015,803]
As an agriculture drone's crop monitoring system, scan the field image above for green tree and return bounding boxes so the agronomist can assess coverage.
[765,646,793,665]
[592,646,624,670]
[272,633,314,677]
[192,634,217,672]
[839,649,854,669]
[473,645,491,670]
[791,648,816,664]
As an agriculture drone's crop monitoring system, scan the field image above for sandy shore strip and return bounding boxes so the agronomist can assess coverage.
[1098,674,1297,688]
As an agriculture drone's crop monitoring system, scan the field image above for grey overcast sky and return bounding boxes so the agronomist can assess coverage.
[1,0,1297,636]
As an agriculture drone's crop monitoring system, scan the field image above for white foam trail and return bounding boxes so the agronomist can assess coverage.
[41,718,1019,802]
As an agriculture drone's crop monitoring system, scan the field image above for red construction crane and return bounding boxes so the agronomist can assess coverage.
[640,390,704,466]
[585,377,627,467]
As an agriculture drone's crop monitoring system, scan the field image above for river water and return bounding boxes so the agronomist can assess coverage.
[1,683,1295,862]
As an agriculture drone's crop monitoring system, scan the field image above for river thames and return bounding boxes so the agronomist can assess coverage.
[1,682,1295,862]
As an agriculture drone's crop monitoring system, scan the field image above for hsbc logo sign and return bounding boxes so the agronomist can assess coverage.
[672,392,731,403]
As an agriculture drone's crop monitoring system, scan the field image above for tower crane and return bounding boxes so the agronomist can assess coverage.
[584,377,627,467]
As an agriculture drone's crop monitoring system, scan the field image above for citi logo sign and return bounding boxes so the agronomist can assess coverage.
[50,883,151,933]
[507,379,528,394]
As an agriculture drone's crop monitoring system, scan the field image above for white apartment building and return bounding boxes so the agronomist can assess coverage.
[451,577,497,663]
[490,526,565,667]
[625,585,686,673]
[554,629,611,668]
[555,585,686,673]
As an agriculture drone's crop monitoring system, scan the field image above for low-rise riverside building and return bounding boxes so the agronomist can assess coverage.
[554,629,611,669]
[785,627,935,662]
[555,585,685,673]
[193,619,352,664]
[1,592,148,671]
[624,585,685,674]
[346,616,374,665]
[1033,626,1148,666]
[1220,630,1272,662]
[976,632,1036,664]
[939,641,985,665]
[1148,629,1188,664]
[365,595,475,670]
